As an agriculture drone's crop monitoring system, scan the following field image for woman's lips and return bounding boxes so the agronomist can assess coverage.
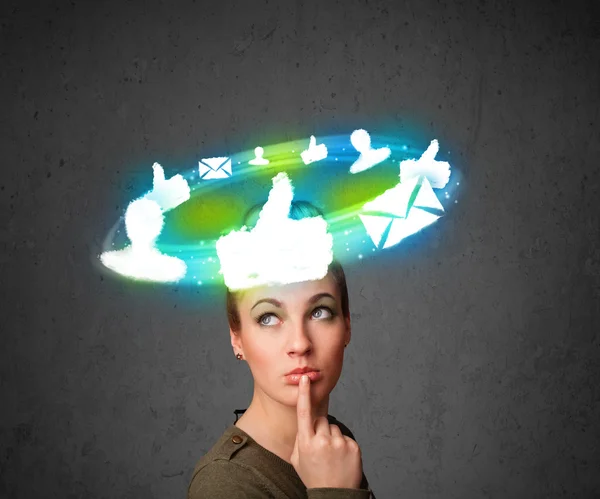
[284,370,322,384]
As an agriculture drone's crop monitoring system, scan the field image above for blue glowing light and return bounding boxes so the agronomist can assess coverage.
[98,129,461,286]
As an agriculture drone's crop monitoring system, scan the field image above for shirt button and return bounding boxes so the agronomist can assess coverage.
[231,435,243,444]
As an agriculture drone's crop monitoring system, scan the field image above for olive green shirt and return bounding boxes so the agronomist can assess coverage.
[187,410,375,498]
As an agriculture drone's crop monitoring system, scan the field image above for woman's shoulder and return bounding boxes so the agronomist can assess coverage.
[188,424,253,480]
[187,459,271,498]
[187,425,272,498]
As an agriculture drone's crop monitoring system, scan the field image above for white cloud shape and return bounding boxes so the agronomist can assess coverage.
[216,172,333,290]
[100,198,187,282]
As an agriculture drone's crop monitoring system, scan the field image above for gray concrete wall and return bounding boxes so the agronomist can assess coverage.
[1,0,599,497]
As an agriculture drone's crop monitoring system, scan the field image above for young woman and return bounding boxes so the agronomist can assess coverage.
[187,201,375,499]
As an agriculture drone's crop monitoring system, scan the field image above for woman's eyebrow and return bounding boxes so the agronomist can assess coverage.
[250,292,335,312]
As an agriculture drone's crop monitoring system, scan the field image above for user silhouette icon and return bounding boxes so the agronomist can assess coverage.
[126,198,164,249]
[249,146,270,166]
[349,129,391,174]
[100,198,187,282]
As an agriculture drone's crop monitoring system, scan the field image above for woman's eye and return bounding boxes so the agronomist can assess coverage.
[258,313,280,326]
[312,306,333,319]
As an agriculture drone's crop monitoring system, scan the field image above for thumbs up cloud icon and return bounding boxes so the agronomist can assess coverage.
[399,140,451,189]
[216,172,333,290]
[143,162,191,212]
[300,135,328,165]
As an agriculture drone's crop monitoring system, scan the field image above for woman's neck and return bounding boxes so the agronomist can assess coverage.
[235,391,330,463]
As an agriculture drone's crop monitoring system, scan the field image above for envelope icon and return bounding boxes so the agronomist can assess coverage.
[358,175,445,250]
[199,157,232,180]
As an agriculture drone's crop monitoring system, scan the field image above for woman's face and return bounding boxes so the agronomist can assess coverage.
[231,272,351,408]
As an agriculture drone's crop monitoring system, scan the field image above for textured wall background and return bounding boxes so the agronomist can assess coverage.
[1,0,599,498]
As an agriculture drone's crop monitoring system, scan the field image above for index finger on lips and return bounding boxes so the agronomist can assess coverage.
[296,375,314,438]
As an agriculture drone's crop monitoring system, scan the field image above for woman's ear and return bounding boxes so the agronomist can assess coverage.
[230,328,242,351]
[344,316,351,343]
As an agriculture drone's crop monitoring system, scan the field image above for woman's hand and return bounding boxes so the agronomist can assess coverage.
[290,375,363,490]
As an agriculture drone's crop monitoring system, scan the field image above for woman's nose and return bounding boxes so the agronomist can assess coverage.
[288,321,313,353]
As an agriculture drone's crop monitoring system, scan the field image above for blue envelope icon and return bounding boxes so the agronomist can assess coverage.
[199,157,232,180]
[358,176,445,250]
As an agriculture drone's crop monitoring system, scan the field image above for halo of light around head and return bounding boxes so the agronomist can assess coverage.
[98,129,462,287]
